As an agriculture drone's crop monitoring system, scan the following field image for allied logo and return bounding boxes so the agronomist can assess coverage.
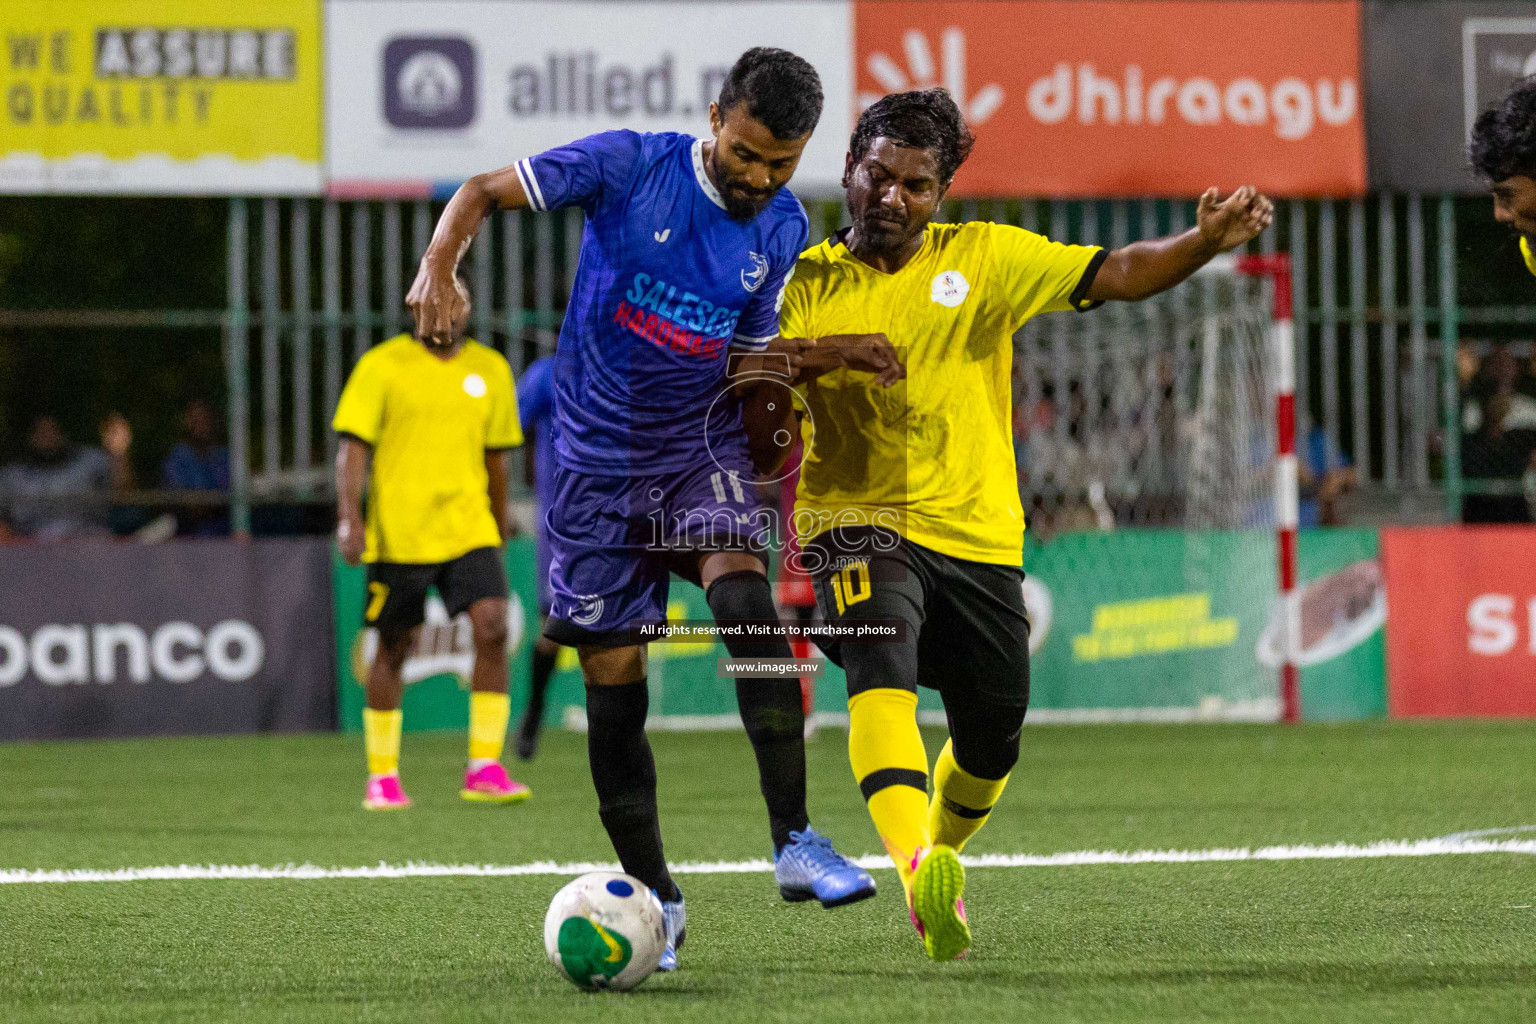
[462,373,488,398]
[930,270,970,307]
[741,251,769,293]
[383,36,476,129]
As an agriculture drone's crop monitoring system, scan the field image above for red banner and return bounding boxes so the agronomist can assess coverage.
[853,0,1365,198]
[1383,526,1536,718]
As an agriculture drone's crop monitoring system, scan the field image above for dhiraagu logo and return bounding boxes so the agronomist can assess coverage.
[1072,593,1237,663]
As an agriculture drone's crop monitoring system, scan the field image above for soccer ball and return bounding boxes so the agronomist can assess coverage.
[544,872,666,991]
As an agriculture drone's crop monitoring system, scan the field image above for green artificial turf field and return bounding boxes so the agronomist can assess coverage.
[2,722,1534,1022]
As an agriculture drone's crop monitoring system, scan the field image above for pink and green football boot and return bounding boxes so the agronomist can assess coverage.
[460,762,531,804]
[362,774,411,811]
[908,845,970,961]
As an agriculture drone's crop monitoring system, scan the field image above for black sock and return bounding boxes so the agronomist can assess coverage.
[706,570,810,851]
[522,645,558,732]
[584,679,679,902]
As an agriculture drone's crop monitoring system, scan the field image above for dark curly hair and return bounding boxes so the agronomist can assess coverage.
[1471,76,1536,182]
[850,88,975,184]
[717,48,823,141]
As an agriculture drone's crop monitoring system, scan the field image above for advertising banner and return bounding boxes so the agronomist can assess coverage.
[335,537,773,731]
[1367,1,1536,193]
[325,0,853,198]
[1383,526,1536,717]
[0,0,322,195]
[854,1,1365,198]
[0,539,334,741]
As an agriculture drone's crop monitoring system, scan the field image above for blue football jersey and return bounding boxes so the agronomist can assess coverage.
[517,131,807,476]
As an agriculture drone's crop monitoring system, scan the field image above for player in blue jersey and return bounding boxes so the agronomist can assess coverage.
[407,49,880,970]
[513,354,559,760]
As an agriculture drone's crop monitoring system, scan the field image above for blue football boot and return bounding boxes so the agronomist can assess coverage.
[657,892,686,972]
[774,827,877,908]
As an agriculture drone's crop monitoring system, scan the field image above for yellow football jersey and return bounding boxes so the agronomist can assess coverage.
[332,335,522,564]
[780,222,1102,566]
[1522,236,1536,277]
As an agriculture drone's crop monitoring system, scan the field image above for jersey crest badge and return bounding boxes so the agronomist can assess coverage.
[742,251,769,293]
[930,270,970,307]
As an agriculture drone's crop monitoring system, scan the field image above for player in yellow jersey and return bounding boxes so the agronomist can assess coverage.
[333,276,531,811]
[768,90,1273,960]
[1471,76,1536,278]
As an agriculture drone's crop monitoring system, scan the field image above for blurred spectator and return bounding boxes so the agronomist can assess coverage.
[0,413,134,543]
[1299,425,1356,527]
[160,399,231,536]
[1461,343,1536,522]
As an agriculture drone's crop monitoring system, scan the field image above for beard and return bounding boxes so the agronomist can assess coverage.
[710,150,779,222]
[855,211,919,254]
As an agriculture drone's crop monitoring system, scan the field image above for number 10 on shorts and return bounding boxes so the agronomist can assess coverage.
[831,561,871,615]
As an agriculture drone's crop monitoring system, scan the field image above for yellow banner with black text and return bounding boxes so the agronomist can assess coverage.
[0,0,321,194]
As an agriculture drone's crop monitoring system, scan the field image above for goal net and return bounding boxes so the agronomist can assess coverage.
[1013,265,1283,721]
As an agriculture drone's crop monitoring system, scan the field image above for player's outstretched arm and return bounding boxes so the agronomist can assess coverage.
[1085,186,1274,303]
[407,165,534,346]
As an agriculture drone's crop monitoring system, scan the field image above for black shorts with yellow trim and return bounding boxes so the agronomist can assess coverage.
[806,525,1030,708]
[363,546,508,634]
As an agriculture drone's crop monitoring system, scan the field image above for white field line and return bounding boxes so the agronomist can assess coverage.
[4,836,1535,885]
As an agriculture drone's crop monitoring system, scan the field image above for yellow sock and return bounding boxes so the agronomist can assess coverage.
[929,739,1010,852]
[848,688,930,896]
[468,690,511,763]
[362,707,402,777]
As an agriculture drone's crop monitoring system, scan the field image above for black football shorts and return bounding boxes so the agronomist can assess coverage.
[363,546,508,633]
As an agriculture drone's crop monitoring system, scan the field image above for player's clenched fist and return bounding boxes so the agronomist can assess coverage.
[1196,185,1275,253]
[405,260,470,348]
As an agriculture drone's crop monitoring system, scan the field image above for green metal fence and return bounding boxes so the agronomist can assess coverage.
[5,193,1530,532]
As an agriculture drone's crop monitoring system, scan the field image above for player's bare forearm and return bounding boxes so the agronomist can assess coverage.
[485,450,511,543]
[1086,186,1274,303]
[335,437,370,565]
[409,165,532,343]
[794,333,905,387]
[421,167,529,270]
[728,337,805,391]
[1085,229,1222,302]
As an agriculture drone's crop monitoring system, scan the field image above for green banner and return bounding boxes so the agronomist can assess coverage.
[334,528,1385,732]
[1295,528,1387,721]
[1019,528,1385,721]
[1021,530,1279,718]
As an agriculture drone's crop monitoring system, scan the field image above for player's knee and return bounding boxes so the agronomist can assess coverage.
[950,702,1026,780]
[469,600,509,650]
[705,568,773,622]
[376,628,415,669]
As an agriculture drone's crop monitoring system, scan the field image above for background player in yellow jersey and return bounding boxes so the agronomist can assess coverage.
[770,89,1273,960]
[1471,76,1536,279]
[333,276,531,811]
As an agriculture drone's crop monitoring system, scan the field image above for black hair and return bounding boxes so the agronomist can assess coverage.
[1471,76,1536,182]
[716,47,823,140]
[850,88,975,184]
